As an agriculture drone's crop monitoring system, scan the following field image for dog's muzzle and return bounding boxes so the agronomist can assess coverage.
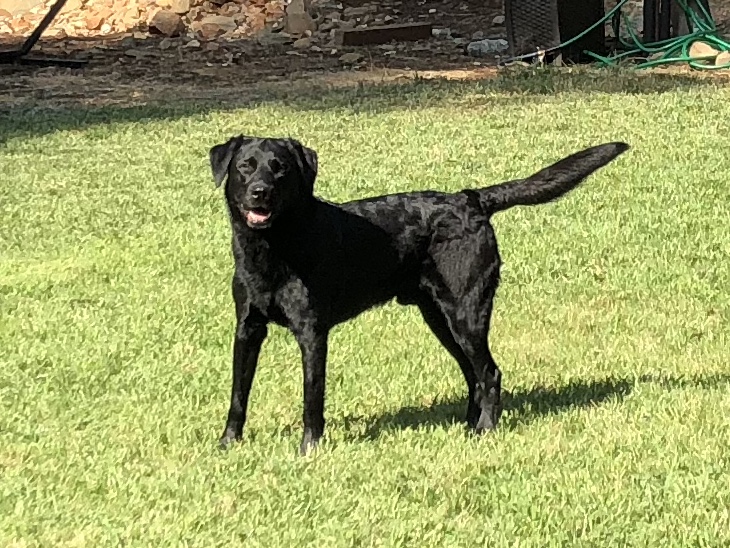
[242,183,274,228]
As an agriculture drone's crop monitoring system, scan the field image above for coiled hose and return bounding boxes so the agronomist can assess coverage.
[500,0,730,70]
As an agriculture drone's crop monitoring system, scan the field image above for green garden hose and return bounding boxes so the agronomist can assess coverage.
[501,0,730,71]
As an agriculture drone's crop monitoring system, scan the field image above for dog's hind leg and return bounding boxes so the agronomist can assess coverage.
[422,232,504,433]
[415,295,480,427]
[443,291,503,434]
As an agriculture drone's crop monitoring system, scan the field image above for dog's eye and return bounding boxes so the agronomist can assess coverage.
[269,159,282,173]
[244,157,257,171]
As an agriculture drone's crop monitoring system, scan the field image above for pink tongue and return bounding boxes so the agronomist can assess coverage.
[246,210,270,224]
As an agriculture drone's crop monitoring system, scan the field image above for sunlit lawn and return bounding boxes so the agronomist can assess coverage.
[1,68,729,546]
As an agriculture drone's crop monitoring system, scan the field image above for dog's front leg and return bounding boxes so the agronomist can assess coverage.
[219,310,268,449]
[294,324,329,456]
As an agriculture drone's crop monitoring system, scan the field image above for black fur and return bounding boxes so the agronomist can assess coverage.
[210,135,629,455]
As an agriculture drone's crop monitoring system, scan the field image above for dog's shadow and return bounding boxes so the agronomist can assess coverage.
[343,372,730,441]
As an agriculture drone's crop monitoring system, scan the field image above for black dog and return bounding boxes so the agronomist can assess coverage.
[209,135,629,455]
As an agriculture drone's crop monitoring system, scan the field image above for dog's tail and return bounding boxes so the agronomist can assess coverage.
[476,142,629,215]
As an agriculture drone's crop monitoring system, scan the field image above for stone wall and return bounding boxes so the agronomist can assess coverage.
[605,0,644,39]
[0,0,286,41]
[0,0,722,48]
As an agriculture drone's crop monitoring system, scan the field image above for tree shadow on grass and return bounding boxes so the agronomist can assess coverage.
[346,371,730,441]
[1,66,723,147]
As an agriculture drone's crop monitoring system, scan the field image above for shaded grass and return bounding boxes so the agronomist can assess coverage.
[0,65,720,146]
[1,68,729,546]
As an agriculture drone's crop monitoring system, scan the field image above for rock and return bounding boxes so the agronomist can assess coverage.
[219,1,241,16]
[124,48,160,58]
[688,41,719,61]
[492,15,505,25]
[86,14,103,30]
[343,5,375,17]
[293,36,311,49]
[0,0,287,44]
[47,27,67,39]
[613,1,643,40]
[64,0,83,11]
[256,29,293,46]
[285,0,316,35]
[121,8,139,29]
[149,10,184,36]
[169,0,190,15]
[10,16,32,32]
[159,37,175,49]
[466,38,508,57]
[96,6,113,20]
[195,15,237,39]
[471,30,484,40]
[0,0,42,16]
[647,51,663,62]
[715,51,730,67]
[183,38,201,47]
[339,51,361,63]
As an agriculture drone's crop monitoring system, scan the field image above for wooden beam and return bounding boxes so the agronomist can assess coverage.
[334,22,433,46]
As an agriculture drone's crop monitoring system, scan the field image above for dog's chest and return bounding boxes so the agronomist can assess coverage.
[236,251,310,322]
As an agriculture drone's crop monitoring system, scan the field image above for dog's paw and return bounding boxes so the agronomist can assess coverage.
[466,401,481,429]
[473,403,503,434]
[219,428,242,450]
[299,429,322,456]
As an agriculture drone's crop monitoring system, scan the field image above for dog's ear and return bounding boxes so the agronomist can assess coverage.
[209,135,248,188]
[287,139,318,193]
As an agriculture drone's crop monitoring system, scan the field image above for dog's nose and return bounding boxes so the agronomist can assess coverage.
[249,183,270,201]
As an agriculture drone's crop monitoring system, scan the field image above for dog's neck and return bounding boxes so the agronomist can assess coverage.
[231,199,323,285]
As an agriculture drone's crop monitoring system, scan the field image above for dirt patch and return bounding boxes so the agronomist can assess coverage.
[0,0,508,108]
[1,0,729,111]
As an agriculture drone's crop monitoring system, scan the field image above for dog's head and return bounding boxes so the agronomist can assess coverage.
[209,136,318,230]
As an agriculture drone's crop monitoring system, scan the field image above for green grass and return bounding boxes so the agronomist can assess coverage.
[1,68,730,547]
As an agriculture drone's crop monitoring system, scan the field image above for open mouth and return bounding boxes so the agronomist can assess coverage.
[245,208,272,228]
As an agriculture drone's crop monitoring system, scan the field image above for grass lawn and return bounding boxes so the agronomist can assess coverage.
[1,68,729,547]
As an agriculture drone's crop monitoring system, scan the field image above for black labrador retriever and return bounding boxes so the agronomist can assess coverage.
[209,135,629,455]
